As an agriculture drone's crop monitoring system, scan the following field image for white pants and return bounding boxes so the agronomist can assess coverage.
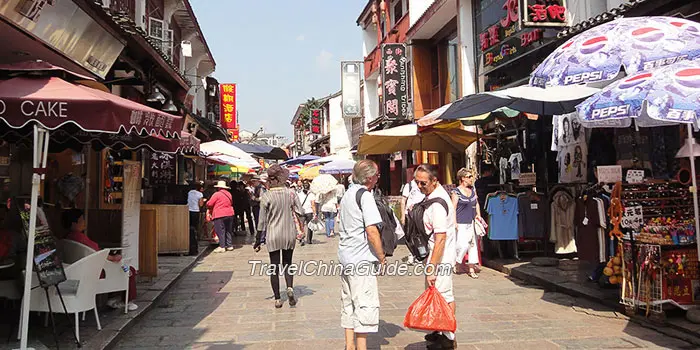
[340,271,379,333]
[456,223,479,265]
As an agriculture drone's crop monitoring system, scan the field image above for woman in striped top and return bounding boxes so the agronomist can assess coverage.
[254,164,303,308]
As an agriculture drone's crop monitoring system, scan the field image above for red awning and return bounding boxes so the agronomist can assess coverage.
[0,76,183,138]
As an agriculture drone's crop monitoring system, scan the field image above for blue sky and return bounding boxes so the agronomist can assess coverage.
[190,0,367,141]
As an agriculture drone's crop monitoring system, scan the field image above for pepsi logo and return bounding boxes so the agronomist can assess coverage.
[675,68,700,88]
[631,27,665,42]
[618,73,653,89]
[579,36,608,54]
[671,21,700,33]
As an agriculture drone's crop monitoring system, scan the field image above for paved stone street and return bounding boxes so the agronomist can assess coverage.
[113,234,696,350]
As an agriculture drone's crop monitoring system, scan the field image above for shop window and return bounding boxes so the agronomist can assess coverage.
[391,0,407,24]
[148,17,173,61]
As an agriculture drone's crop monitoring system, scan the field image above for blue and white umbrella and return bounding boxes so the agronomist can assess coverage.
[319,159,356,174]
[530,16,700,88]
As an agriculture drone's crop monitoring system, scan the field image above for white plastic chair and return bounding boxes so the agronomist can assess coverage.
[61,240,130,314]
[18,249,109,343]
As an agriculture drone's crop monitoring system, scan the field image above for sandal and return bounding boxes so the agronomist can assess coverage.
[468,269,479,279]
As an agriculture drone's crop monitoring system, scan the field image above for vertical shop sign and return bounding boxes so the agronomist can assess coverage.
[121,160,141,271]
[521,0,569,27]
[219,83,237,129]
[150,152,176,185]
[381,43,409,119]
[341,61,362,118]
[310,109,322,134]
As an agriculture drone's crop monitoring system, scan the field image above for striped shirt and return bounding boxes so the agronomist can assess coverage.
[258,187,303,252]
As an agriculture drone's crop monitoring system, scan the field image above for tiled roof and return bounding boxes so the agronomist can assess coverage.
[556,0,652,39]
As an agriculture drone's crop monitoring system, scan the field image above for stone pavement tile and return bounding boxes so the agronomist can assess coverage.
[236,329,314,342]
[473,313,540,322]
[551,336,642,349]
[474,340,559,350]
[454,331,502,344]
[268,339,345,350]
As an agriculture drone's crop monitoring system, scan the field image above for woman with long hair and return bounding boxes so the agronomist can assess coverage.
[451,168,482,279]
[253,165,303,308]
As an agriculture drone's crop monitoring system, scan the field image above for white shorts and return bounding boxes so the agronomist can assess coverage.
[340,271,380,333]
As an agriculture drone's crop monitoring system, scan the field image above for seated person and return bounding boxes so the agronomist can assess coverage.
[62,208,138,311]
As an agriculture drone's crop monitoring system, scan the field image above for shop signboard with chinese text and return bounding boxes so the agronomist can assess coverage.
[475,0,557,75]
[309,109,322,135]
[219,84,237,129]
[0,0,125,78]
[341,62,362,118]
[150,152,177,185]
[662,247,698,305]
[521,0,569,27]
[380,43,410,119]
[227,126,240,142]
[121,160,141,271]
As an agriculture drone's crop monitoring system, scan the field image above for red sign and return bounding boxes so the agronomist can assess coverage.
[310,109,321,134]
[219,84,236,129]
[523,0,568,27]
[662,248,699,305]
[227,126,239,142]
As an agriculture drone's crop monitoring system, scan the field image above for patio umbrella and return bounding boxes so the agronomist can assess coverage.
[281,154,320,166]
[502,84,601,115]
[439,91,513,121]
[357,121,479,155]
[575,60,700,257]
[299,164,322,180]
[232,142,288,160]
[530,16,700,88]
[320,159,356,174]
[305,154,349,165]
[310,174,338,194]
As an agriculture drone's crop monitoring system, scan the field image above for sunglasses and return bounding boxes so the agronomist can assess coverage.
[416,180,430,187]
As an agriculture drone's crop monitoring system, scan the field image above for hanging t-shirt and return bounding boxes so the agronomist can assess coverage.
[509,153,523,180]
[499,157,508,184]
[486,195,519,240]
[557,143,588,183]
[517,193,549,239]
[551,115,559,151]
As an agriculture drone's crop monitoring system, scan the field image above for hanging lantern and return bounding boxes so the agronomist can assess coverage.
[380,0,387,15]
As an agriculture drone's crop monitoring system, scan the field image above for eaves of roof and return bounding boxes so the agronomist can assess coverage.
[556,0,652,40]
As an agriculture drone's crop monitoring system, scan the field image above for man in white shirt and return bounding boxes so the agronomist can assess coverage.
[338,160,386,350]
[187,183,205,256]
[414,164,457,349]
[401,175,425,265]
[297,181,316,245]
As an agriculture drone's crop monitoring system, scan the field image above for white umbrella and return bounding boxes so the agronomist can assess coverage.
[310,174,338,195]
[320,159,356,174]
[305,154,348,165]
[499,84,601,115]
[200,140,257,162]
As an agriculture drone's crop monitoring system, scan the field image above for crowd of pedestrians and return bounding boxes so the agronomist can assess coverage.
[187,160,484,349]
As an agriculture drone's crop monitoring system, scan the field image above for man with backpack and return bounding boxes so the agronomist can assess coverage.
[410,164,457,349]
[400,167,425,265]
[337,160,386,350]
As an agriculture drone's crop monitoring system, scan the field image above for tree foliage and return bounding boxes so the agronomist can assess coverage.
[299,97,323,127]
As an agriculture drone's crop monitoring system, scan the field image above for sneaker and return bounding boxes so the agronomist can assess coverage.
[287,287,297,307]
[424,331,440,342]
[225,247,234,251]
[274,299,283,308]
[213,247,226,253]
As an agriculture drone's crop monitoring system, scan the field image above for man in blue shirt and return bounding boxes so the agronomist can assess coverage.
[337,160,386,350]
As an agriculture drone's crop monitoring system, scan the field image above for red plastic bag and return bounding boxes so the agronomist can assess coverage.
[403,286,457,332]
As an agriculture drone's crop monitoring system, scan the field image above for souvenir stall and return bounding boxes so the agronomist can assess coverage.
[525,16,700,318]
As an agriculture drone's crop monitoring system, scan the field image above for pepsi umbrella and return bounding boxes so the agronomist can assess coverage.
[575,60,700,257]
[530,17,700,88]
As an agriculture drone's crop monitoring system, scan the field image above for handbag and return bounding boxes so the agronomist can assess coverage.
[474,217,487,237]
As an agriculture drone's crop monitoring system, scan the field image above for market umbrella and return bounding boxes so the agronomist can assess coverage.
[320,159,356,174]
[310,173,338,194]
[232,142,288,160]
[305,154,348,166]
[575,60,700,257]
[357,121,479,155]
[438,91,513,121]
[529,16,700,88]
[457,107,520,126]
[299,164,322,180]
[502,84,601,115]
[281,154,320,166]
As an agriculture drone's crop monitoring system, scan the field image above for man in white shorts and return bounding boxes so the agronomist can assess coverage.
[413,164,457,349]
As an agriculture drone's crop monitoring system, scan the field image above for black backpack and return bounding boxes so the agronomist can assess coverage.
[404,197,449,262]
[356,188,398,257]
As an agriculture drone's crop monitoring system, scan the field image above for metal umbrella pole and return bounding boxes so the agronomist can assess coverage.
[17,125,50,350]
[686,125,700,259]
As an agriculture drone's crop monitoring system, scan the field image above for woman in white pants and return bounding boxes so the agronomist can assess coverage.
[451,168,482,279]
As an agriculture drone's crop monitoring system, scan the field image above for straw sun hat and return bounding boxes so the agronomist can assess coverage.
[214,180,230,189]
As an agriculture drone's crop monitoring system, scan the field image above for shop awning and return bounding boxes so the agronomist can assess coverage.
[0,61,183,138]
[357,122,479,155]
[231,142,288,160]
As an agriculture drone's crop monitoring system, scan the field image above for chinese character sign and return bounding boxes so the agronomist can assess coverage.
[522,0,568,27]
[219,83,237,129]
[149,152,176,185]
[341,62,362,118]
[380,43,410,119]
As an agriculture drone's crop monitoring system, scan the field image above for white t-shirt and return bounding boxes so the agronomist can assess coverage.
[298,191,316,214]
[401,180,425,213]
[509,153,523,180]
[318,191,339,213]
[499,157,509,184]
[187,190,203,212]
[422,185,456,266]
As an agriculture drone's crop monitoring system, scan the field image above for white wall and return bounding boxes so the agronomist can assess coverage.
[606,0,626,11]
[409,0,435,28]
[567,0,607,26]
[457,0,476,97]
[329,95,352,158]
[362,27,378,57]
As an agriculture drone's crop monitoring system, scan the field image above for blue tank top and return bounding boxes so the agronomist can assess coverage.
[453,187,477,224]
